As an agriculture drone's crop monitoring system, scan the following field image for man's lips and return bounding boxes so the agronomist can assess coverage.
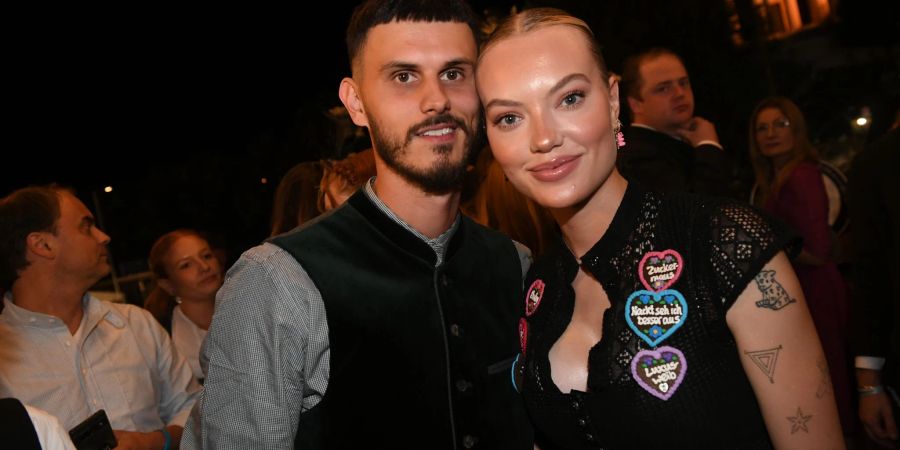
[416,123,458,135]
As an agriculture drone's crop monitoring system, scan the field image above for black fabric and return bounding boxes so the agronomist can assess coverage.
[850,128,900,389]
[519,185,799,449]
[272,190,532,450]
[0,398,42,450]
[617,125,732,197]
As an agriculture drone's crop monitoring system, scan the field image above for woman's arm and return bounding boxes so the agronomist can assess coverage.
[726,251,844,449]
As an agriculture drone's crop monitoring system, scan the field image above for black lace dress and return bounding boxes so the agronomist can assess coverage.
[516,185,798,450]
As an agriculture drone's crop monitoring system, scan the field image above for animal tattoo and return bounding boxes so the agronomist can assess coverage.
[754,270,796,310]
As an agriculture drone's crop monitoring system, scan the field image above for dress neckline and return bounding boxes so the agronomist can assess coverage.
[560,183,644,284]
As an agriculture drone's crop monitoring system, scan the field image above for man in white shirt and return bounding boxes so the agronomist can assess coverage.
[0,185,200,450]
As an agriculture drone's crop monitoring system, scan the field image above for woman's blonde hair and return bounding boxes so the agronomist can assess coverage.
[478,7,609,83]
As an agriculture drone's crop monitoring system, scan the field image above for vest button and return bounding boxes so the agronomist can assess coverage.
[450,324,461,337]
[462,434,477,448]
[441,274,450,287]
[577,418,587,428]
[455,379,472,392]
[585,433,595,442]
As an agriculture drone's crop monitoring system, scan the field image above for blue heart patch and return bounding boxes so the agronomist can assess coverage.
[625,289,688,347]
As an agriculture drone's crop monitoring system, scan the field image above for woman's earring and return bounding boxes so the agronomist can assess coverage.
[615,119,626,150]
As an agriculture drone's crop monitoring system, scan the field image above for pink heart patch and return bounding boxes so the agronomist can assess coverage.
[525,279,545,316]
[638,250,684,292]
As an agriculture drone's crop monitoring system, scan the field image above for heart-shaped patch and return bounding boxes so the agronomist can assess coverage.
[631,346,687,401]
[625,289,688,347]
[525,279,545,316]
[638,250,684,292]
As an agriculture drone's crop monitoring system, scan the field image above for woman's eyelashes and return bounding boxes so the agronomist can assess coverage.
[560,90,585,109]
[493,113,521,129]
[489,88,587,130]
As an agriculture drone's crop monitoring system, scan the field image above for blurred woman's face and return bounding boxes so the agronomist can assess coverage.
[754,107,795,160]
[477,26,620,210]
[159,235,223,303]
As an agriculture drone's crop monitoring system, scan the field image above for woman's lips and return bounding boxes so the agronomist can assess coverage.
[528,155,581,182]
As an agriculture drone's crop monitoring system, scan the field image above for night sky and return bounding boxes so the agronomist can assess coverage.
[6,1,898,281]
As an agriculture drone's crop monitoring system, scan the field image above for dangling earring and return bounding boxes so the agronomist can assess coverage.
[614,119,626,150]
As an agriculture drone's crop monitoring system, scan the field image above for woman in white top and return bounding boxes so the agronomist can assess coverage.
[144,230,223,382]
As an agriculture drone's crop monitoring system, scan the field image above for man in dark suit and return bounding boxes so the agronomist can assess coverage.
[852,123,900,448]
[618,48,731,196]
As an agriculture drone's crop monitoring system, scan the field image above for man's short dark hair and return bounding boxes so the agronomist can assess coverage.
[0,185,67,290]
[346,0,481,74]
[621,47,684,101]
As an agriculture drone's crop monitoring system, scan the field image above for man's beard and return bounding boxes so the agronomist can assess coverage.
[370,113,483,195]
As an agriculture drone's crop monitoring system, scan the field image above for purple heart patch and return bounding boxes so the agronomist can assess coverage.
[631,346,687,401]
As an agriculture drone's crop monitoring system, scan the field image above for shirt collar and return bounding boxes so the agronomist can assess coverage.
[363,177,460,264]
[1,292,125,331]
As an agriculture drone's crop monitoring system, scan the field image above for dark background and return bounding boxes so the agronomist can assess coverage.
[5,0,898,280]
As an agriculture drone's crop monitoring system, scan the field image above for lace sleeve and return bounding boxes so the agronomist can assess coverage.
[704,201,800,310]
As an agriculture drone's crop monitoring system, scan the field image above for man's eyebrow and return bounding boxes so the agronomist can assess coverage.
[380,61,419,74]
[380,58,475,75]
[443,58,475,69]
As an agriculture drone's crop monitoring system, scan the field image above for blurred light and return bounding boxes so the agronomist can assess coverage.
[260,178,268,184]
[851,107,872,133]
[104,186,113,193]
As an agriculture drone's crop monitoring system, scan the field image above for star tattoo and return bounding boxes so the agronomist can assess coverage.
[787,407,812,434]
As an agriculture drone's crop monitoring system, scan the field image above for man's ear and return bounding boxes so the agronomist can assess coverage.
[339,77,369,128]
[26,232,55,260]
[157,279,176,297]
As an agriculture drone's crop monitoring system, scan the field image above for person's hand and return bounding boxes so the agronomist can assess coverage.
[675,117,720,148]
[860,392,899,448]
[113,430,165,450]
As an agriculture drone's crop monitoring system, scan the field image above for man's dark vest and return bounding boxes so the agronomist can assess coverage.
[271,191,533,450]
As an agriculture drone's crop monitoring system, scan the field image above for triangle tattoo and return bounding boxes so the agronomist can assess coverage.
[745,345,782,383]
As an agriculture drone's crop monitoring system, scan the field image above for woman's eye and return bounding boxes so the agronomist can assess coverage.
[561,91,584,107]
[495,114,519,127]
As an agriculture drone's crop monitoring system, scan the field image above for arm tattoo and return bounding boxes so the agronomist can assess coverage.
[745,345,782,383]
[753,270,796,310]
[787,407,813,433]
[816,357,833,399]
